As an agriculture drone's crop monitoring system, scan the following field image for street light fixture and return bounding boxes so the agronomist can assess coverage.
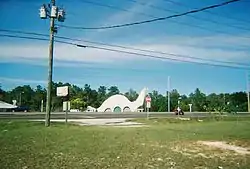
[178,97,182,107]
[39,0,66,127]
[177,97,182,115]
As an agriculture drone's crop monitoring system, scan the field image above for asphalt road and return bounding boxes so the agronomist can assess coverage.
[0,112,249,119]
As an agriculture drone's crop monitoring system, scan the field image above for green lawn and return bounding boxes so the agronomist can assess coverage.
[0,118,250,169]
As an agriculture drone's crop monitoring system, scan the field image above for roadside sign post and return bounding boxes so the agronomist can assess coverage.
[188,104,192,113]
[57,86,69,124]
[145,96,151,120]
[41,100,44,112]
[63,101,70,123]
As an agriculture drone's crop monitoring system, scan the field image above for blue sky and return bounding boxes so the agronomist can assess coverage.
[0,0,250,95]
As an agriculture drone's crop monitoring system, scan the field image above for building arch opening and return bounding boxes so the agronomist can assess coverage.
[104,108,111,112]
[123,106,131,112]
[114,106,122,113]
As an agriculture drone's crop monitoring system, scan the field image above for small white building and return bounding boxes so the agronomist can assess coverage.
[0,101,17,112]
[86,106,97,112]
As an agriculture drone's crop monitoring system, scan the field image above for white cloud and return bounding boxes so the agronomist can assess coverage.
[88,0,158,38]
[103,0,154,25]
[0,43,138,64]
[137,43,249,62]
[0,77,46,84]
[162,35,250,50]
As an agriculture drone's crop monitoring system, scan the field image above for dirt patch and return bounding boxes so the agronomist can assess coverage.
[170,141,248,160]
[198,141,250,155]
[178,117,190,121]
[112,125,148,128]
[32,119,148,127]
[171,145,210,159]
[228,140,250,149]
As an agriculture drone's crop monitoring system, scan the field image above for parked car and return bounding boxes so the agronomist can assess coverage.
[70,109,80,112]
[11,106,29,112]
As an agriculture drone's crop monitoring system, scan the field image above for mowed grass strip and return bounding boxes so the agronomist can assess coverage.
[0,118,250,169]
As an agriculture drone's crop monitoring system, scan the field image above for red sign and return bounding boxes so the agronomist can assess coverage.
[145,96,151,102]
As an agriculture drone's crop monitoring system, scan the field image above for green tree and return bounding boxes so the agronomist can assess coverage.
[107,86,120,97]
[189,88,206,111]
[82,84,92,107]
[148,91,167,112]
[0,85,5,100]
[70,85,83,99]
[170,89,180,111]
[230,92,247,112]
[124,89,138,102]
[89,89,99,108]
[206,93,217,112]
[1,82,249,113]
[97,86,107,106]
[179,95,189,112]
[31,85,46,111]
[71,98,85,110]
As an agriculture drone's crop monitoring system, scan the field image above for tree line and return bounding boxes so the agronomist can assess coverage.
[0,82,248,112]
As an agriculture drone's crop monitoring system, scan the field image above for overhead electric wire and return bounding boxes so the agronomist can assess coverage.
[1,32,250,70]
[0,34,76,46]
[126,0,250,32]
[163,0,250,24]
[1,29,249,67]
[59,0,241,30]
[77,44,249,70]
[58,36,250,67]
[60,0,250,39]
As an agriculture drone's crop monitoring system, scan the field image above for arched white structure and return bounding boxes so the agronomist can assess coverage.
[97,88,147,112]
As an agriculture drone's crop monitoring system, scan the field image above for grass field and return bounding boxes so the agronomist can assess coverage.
[0,117,250,169]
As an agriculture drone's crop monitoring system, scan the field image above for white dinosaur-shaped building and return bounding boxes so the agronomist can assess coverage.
[92,88,147,112]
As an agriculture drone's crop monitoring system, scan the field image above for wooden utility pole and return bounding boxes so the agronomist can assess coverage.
[247,72,250,112]
[167,76,171,112]
[39,0,65,126]
[45,0,56,127]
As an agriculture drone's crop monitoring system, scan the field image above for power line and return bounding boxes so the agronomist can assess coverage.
[59,0,250,39]
[1,32,249,70]
[0,34,76,46]
[0,29,49,37]
[58,0,241,30]
[77,44,250,70]
[58,36,250,67]
[1,29,249,67]
[126,0,250,32]
[163,0,250,24]
[0,34,49,41]
[78,0,250,33]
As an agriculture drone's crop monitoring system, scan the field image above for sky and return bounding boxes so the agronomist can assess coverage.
[0,0,250,95]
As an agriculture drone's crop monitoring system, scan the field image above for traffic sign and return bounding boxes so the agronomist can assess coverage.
[145,96,151,102]
[57,86,69,97]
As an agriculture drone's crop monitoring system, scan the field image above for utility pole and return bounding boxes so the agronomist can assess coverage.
[223,93,226,112]
[41,100,44,112]
[19,92,24,106]
[39,0,65,126]
[167,76,171,112]
[45,0,55,127]
[247,72,250,112]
